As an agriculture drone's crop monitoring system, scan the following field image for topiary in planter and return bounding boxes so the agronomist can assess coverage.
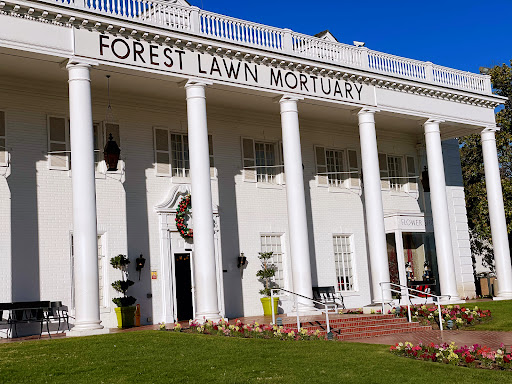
[110,254,137,328]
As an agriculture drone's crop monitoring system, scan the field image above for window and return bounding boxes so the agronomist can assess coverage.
[387,155,403,191]
[47,116,70,170]
[154,128,214,178]
[333,235,355,291]
[379,154,418,192]
[315,146,359,188]
[70,234,106,309]
[242,138,280,184]
[0,111,6,166]
[260,234,284,289]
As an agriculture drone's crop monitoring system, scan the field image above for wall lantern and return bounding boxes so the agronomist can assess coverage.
[237,252,248,269]
[136,254,146,280]
[421,166,430,193]
[104,133,121,171]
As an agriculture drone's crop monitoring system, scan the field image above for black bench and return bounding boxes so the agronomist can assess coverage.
[0,301,70,338]
[312,286,345,313]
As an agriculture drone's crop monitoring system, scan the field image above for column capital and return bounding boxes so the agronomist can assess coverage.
[423,119,444,134]
[357,107,380,116]
[481,125,499,134]
[62,57,98,70]
[278,94,304,103]
[183,78,213,89]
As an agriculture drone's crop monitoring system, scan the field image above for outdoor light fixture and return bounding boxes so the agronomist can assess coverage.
[103,75,121,171]
[421,166,430,193]
[136,254,146,281]
[237,252,247,269]
[104,133,121,171]
[276,317,283,326]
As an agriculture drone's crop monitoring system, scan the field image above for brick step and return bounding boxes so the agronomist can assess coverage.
[281,314,396,328]
[294,317,409,331]
[336,325,431,341]
[306,322,428,335]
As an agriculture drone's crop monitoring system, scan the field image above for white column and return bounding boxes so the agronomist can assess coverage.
[423,120,460,302]
[279,95,314,310]
[481,128,512,300]
[67,62,104,335]
[185,79,221,321]
[358,109,392,304]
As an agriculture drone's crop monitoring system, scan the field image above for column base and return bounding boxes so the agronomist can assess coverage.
[194,312,223,323]
[493,293,512,301]
[439,296,465,305]
[66,327,110,338]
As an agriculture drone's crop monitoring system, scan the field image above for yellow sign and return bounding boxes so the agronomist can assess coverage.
[151,271,158,280]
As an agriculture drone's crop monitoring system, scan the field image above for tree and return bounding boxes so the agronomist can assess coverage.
[459,60,512,272]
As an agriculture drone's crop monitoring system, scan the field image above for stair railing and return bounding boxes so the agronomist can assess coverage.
[270,288,333,334]
[379,281,449,331]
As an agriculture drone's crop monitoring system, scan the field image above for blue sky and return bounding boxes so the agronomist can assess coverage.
[189,0,511,74]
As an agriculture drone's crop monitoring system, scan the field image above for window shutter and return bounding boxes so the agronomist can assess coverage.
[406,156,418,192]
[154,127,171,176]
[242,137,256,182]
[0,111,6,166]
[208,135,215,178]
[93,123,103,165]
[378,153,390,189]
[279,141,285,184]
[48,116,69,170]
[347,149,359,188]
[315,146,328,186]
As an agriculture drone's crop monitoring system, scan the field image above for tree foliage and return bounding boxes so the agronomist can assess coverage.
[459,60,512,271]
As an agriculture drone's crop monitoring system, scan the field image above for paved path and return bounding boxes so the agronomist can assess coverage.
[348,330,512,350]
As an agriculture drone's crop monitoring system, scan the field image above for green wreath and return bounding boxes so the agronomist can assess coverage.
[175,194,193,239]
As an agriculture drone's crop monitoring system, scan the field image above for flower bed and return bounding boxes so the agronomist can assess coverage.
[390,305,491,329]
[390,342,512,370]
[185,318,323,341]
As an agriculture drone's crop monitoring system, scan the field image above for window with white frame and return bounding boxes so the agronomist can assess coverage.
[378,153,418,192]
[47,116,70,170]
[333,235,355,291]
[154,128,214,178]
[71,234,107,309]
[387,155,403,191]
[0,111,6,166]
[315,146,359,188]
[242,138,281,184]
[260,234,284,289]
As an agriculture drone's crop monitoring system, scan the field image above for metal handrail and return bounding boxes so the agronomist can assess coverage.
[379,281,449,331]
[270,288,333,333]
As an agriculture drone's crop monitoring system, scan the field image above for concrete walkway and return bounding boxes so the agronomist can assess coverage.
[349,329,512,350]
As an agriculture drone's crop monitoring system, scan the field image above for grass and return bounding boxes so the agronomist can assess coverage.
[2,331,512,383]
[466,300,512,331]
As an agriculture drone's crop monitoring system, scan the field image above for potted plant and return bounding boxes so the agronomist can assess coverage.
[256,252,279,316]
[110,254,137,328]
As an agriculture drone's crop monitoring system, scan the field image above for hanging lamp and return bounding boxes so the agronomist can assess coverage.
[103,75,121,171]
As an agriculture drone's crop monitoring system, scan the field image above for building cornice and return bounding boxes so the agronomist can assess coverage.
[0,0,506,110]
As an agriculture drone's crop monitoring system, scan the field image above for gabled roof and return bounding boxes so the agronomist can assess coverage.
[169,0,191,6]
[314,30,338,42]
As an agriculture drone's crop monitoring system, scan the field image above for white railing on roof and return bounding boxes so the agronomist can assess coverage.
[44,0,492,94]
[290,32,363,67]
[199,10,284,51]
[432,64,487,93]
[368,51,427,80]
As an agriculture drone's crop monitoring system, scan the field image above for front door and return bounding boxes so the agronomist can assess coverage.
[174,253,193,321]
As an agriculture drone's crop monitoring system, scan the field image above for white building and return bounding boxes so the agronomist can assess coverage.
[0,0,511,334]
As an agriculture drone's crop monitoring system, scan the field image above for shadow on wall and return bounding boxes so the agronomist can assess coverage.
[217,164,244,318]
[123,143,153,325]
[9,141,40,304]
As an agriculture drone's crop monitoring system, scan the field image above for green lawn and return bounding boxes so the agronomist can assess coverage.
[1,331,512,383]
[467,300,512,331]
